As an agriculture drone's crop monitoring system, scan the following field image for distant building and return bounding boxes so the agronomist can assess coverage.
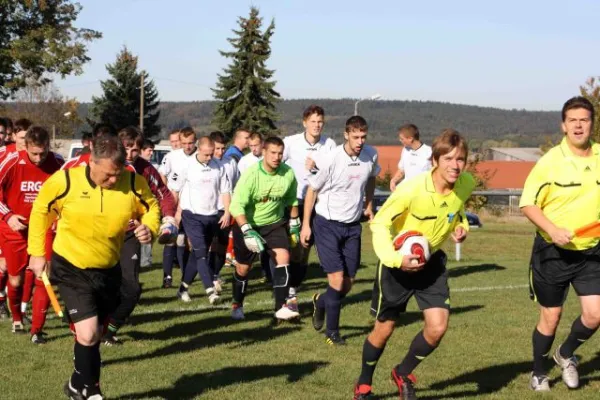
[474,161,535,190]
[484,147,542,162]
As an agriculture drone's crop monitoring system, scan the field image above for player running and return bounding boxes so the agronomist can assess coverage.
[352,129,474,400]
[0,126,63,343]
[301,116,379,346]
[229,136,300,321]
[521,96,600,391]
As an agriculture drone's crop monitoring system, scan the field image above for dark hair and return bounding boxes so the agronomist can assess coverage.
[234,128,251,139]
[92,123,117,138]
[118,126,144,149]
[91,135,126,166]
[0,118,8,131]
[431,129,469,163]
[345,116,368,133]
[4,117,13,130]
[209,131,227,145]
[25,126,50,147]
[264,135,284,149]
[15,118,33,132]
[562,96,595,122]
[179,126,196,138]
[169,129,180,137]
[398,123,420,141]
[142,139,155,150]
[303,105,325,120]
[249,132,264,142]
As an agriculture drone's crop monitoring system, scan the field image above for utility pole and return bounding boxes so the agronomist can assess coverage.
[139,73,144,133]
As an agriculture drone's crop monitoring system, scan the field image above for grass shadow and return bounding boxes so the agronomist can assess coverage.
[448,263,506,278]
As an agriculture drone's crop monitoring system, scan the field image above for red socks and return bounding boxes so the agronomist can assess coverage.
[30,278,49,334]
[7,284,23,322]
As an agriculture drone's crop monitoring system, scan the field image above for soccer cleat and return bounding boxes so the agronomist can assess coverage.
[353,384,374,400]
[213,279,223,294]
[275,304,300,320]
[286,297,299,314]
[0,300,8,319]
[208,292,221,305]
[231,304,245,320]
[529,373,550,391]
[162,276,173,289]
[12,321,25,334]
[553,346,579,389]
[312,293,325,331]
[177,289,191,302]
[325,331,347,346]
[102,331,122,347]
[31,332,47,344]
[63,379,104,400]
[390,369,417,400]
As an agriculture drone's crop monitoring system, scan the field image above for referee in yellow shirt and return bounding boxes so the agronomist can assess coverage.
[27,136,160,400]
[353,129,475,400]
[521,96,600,392]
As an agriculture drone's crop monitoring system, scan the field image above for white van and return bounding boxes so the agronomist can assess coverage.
[68,143,172,170]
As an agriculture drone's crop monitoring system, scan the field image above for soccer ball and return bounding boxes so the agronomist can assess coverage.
[392,230,430,265]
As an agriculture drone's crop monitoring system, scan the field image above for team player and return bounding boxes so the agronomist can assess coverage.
[389,124,432,191]
[283,105,336,302]
[28,135,160,400]
[172,136,231,304]
[521,96,600,391]
[238,132,264,174]
[229,136,300,321]
[168,129,181,151]
[223,128,250,163]
[301,116,379,346]
[140,139,155,162]
[0,126,63,343]
[353,129,474,400]
[61,123,118,169]
[158,127,197,288]
[0,118,32,161]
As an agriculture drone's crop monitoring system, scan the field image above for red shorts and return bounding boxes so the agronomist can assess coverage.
[1,231,53,276]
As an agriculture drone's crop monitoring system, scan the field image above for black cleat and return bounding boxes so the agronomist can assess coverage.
[390,369,417,400]
[312,293,325,331]
[0,300,9,319]
[353,384,374,400]
[31,332,47,344]
[63,379,104,400]
[325,331,346,346]
[102,331,122,347]
[162,276,173,288]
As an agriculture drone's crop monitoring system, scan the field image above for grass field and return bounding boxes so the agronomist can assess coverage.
[3,221,600,399]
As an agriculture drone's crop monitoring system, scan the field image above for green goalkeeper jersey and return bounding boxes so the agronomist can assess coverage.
[230,161,298,227]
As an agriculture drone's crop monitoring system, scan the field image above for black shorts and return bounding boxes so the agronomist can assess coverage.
[370,251,449,322]
[214,210,232,247]
[233,220,289,265]
[51,253,121,323]
[529,234,600,307]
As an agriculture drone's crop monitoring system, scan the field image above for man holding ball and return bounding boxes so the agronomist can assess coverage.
[352,129,475,400]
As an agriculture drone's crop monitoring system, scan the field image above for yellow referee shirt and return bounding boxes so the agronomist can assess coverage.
[28,166,161,269]
[371,171,475,268]
[520,138,600,251]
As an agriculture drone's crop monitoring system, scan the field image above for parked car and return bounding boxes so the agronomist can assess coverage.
[68,143,171,170]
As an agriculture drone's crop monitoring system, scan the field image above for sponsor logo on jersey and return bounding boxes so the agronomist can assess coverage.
[347,162,360,167]
[81,191,91,199]
[20,181,42,192]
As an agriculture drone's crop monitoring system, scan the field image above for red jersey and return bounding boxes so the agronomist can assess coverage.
[130,157,176,217]
[0,143,17,163]
[0,150,63,240]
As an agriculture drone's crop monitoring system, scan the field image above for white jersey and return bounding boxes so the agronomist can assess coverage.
[398,144,432,181]
[238,152,261,175]
[217,157,239,211]
[158,148,196,191]
[283,132,336,200]
[308,144,380,224]
[172,156,231,216]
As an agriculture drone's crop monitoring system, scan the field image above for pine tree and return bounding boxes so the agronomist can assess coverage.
[580,77,600,142]
[89,47,160,139]
[212,7,280,138]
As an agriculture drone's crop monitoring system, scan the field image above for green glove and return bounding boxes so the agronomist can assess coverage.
[241,223,265,253]
[289,217,301,246]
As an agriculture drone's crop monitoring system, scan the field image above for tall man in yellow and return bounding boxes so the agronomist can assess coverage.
[353,129,475,400]
[521,96,600,392]
[27,136,160,400]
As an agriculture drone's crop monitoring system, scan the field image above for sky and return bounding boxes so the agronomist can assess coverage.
[56,0,600,110]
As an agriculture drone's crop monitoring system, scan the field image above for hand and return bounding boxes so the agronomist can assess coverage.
[7,214,27,232]
[289,217,301,246]
[219,212,231,229]
[401,254,425,273]
[390,178,399,192]
[363,207,375,222]
[134,223,153,244]
[241,223,265,253]
[305,157,317,171]
[300,225,312,248]
[451,226,467,243]
[28,256,47,278]
[549,227,573,246]
[157,216,178,245]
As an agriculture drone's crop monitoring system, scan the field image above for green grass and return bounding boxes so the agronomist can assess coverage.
[3,221,600,399]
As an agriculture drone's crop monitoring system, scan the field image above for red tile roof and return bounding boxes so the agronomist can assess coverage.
[473,161,535,189]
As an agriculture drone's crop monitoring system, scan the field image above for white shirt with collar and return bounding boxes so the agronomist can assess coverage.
[398,144,432,181]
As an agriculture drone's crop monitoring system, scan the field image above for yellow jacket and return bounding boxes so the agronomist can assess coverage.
[28,166,160,269]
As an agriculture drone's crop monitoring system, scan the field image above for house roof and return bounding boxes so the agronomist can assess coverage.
[489,147,542,161]
[474,161,536,189]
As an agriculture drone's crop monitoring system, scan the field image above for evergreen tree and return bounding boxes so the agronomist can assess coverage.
[212,7,280,138]
[580,77,600,142]
[89,47,160,139]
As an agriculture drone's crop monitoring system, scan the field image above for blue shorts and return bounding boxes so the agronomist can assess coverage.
[313,214,362,277]
[181,210,219,258]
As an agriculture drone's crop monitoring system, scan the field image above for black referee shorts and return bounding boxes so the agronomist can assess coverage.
[370,250,449,322]
[232,220,289,265]
[529,234,600,308]
[51,253,121,324]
